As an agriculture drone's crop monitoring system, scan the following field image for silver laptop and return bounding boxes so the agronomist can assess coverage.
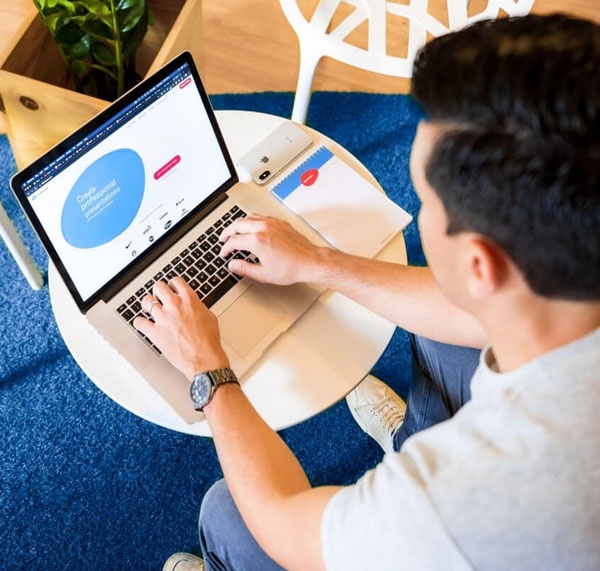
[11,52,324,423]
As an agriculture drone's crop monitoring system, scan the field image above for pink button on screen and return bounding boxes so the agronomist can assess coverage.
[154,155,181,180]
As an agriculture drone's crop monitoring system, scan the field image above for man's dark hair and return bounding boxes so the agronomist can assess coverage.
[411,14,600,300]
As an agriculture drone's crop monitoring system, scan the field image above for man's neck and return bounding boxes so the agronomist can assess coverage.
[480,296,600,373]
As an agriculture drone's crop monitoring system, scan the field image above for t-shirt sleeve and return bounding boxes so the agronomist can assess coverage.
[321,451,473,571]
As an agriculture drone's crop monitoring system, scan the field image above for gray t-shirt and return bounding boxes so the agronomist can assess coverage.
[322,327,600,570]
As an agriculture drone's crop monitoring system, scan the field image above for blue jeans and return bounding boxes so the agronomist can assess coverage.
[198,334,480,570]
[393,335,480,450]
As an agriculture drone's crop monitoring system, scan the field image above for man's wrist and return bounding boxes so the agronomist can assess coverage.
[189,366,239,411]
[201,380,240,414]
[184,351,230,382]
[306,245,344,287]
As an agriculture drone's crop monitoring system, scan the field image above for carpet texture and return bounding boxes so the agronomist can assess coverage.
[0,91,422,570]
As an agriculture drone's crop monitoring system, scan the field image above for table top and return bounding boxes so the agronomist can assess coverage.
[49,110,407,436]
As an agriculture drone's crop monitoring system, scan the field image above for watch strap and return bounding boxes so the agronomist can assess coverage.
[207,367,239,388]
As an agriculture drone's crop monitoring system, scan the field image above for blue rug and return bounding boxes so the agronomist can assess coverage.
[0,92,422,570]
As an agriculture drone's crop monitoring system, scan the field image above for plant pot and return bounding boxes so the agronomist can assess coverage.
[0,0,203,170]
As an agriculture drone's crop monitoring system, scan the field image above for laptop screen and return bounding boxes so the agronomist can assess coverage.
[11,52,235,309]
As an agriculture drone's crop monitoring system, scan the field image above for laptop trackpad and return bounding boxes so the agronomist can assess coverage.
[220,287,288,357]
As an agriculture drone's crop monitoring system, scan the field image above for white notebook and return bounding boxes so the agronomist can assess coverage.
[271,146,412,258]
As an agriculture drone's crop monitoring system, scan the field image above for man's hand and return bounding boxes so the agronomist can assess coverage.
[133,277,229,380]
[219,214,325,285]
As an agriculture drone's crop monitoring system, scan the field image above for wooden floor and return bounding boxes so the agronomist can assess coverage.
[201,0,600,95]
[1,0,599,134]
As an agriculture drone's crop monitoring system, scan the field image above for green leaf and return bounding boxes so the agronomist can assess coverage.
[55,0,77,15]
[83,0,111,17]
[116,0,141,9]
[80,17,114,40]
[121,10,148,58]
[91,42,117,66]
[54,20,86,45]
[62,34,90,60]
[68,59,89,78]
[43,12,66,35]
[117,0,147,33]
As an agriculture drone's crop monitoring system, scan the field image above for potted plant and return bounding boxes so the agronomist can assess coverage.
[33,0,153,101]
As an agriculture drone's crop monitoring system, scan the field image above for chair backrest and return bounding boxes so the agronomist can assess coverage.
[280,0,536,78]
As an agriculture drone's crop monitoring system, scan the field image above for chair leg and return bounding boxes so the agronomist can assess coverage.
[0,201,43,290]
[291,49,322,124]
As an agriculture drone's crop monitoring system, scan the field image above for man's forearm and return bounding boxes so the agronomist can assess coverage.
[205,383,336,571]
[307,248,487,348]
[219,215,486,346]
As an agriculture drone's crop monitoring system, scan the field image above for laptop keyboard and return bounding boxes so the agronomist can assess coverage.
[116,205,257,353]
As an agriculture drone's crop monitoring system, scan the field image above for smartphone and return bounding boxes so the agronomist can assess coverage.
[236,121,313,185]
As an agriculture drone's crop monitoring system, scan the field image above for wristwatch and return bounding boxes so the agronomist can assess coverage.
[190,367,239,411]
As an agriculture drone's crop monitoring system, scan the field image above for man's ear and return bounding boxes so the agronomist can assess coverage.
[463,236,511,299]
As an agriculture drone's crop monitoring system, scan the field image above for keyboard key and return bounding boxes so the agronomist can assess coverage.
[202,276,237,308]
[121,308,134,321]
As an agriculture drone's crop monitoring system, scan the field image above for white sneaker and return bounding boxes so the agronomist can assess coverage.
[346,375,406,454]
[162,552,205,571]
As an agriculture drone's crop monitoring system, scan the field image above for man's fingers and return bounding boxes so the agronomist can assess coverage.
[152,279,175,303]
[227,258,264,281]
[219,213,268,242]
[219,233,257,259]
[163,275,191,297]
[133,313,154,335]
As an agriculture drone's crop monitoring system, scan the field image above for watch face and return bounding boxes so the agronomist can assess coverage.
[190,373,211,408]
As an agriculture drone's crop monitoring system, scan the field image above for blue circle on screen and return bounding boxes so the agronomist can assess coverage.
[61,148,145,249]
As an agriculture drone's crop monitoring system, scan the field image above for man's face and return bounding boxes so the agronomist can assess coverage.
[410,121,469,309]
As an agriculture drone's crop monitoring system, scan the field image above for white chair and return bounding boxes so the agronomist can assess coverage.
[279,0,535,123]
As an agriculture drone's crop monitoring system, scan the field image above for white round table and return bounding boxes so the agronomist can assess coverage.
[49,110,407,436]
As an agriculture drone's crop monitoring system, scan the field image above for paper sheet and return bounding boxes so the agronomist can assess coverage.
[271,146,412,258]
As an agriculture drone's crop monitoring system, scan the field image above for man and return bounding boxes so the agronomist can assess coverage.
[135,13,600,571]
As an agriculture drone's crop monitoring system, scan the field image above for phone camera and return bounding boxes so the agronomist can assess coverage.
[259,170,271,181]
